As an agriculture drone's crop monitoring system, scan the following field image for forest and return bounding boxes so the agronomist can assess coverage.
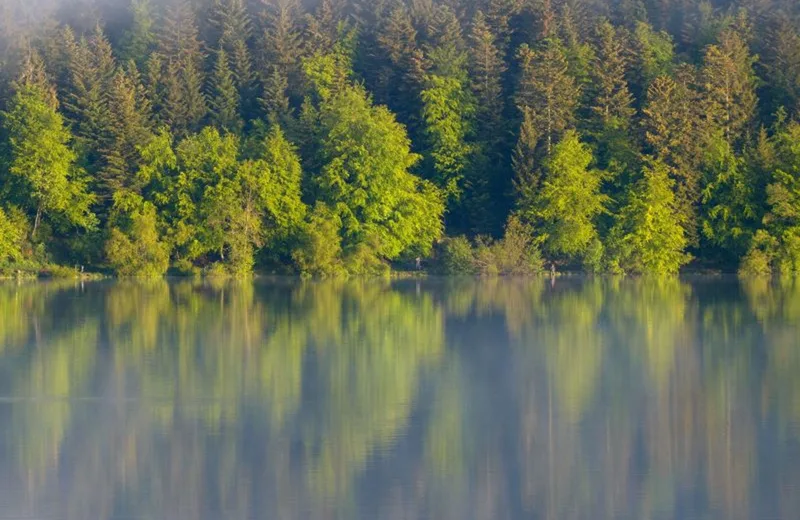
[1,0,800,277]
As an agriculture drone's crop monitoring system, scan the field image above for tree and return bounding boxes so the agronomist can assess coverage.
[158,0,207,134]
[515,40,580,156]
[741,121,800,277]
[99,64,154,199]
[316,84,445,263]
[0,206,28,267]
[701,28,758,146]
[61,26,116,177]
[208,49,243,133]
[257,0,304,101]
[525,130,608,264]
[631,21,675,94]
[643,71,705,244]
[2,86,96,237]
[762,19,800,119]
[105,191,170,276]
[210,0,256,116]
[513,107,541,208]
[700,133,758,260]
[120,0,157,66]
[607,158,691,274]
[468,10,506,142]
[588,20,638,179]
[420,73,476,201]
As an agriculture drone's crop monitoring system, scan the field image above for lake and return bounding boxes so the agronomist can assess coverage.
[0,277,798,519]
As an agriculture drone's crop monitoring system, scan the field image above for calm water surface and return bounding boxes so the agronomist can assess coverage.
[0,277,799,519]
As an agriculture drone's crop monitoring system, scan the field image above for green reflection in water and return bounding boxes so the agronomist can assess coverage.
[0,278,799,519]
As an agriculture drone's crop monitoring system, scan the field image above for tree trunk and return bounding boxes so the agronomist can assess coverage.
[32,204,42,238]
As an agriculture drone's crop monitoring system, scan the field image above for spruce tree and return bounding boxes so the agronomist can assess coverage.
[120,0,157,66]
[208,49,243,133]
[515,40,580,156]
[469,10,506,143]
[701,28,758,146]
[643,72,704,244]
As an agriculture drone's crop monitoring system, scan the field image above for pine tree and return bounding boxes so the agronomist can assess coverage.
[515,40,580,156]
[701,28,758,146]
[257,0,305,102]
[513,106,540,208]
[158,0,207,133]
[589,20,638,182]
[469,10,506,143]
[763,19,800,118]
[210,0,255,117]
[260,70,293,127]
[372,5,421,124]
[120,0,157,66]
[100,63,154,198]
[591,21,635,128]
[643,72,705,244]
[208,49,243,133]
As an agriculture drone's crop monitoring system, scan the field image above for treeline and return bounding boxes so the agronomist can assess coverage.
[1,0,800,277]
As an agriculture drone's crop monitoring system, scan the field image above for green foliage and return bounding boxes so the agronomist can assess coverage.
[292,204,346,277]
[607,159,691,275]
[515,40,580,155]
[434,236,476,274]
[317,84,445,262]
[742,121,800,278]
[105,192,170,277]
[527,130,608,263]
[421,70,476,199]
[473,216,544,275]
[2,0,799,275]
[208,49,243,134]
[632,22,674,88]
[434,217,543,275]
[701,132,757,259]
[0,206,28,267]
[2,85,96,236]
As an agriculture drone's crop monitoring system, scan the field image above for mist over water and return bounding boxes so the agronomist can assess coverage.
[0,277,798,519]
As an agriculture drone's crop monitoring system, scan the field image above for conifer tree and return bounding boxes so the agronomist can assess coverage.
[258,0,305,103]
[607,158,691,274]
[99,64,154,199]
[701,28,758,146]
[525,130,608,266]
[208,49,243,133]
[643,71,705,244]
[469,10,506,143]
[515,40,580,156]
[120,0,157,66]
[210,0,256,117]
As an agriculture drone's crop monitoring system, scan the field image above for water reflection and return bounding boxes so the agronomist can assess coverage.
[0,277,799,519]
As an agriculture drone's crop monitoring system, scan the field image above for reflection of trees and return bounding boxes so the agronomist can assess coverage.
[2,278,800,518]
[1,279,444,519]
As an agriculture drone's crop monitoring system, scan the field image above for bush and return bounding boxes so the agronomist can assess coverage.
[435,236,475,274]
[105,194,170,277]
[474,216,544,275]
[292,204,346,277]
[0,206,28,267]
[435,216,543,276]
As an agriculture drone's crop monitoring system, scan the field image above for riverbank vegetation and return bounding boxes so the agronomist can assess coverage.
[2,0,800,277]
